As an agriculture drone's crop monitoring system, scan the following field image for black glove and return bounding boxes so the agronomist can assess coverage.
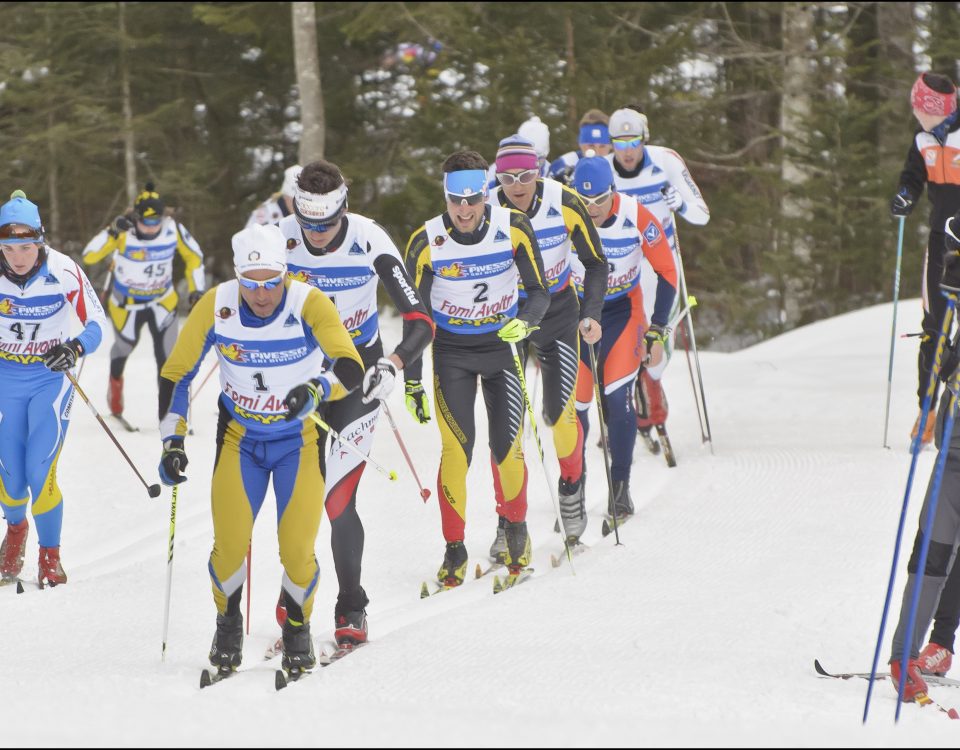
[890,188,916,218]
[107,214,133,239]
[284,379,327,422]
[642,324,667,365]
[188,290,205,310]
[159,438,188,486]
[42,339,84,372]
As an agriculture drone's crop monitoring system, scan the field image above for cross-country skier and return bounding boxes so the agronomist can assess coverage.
[246,164,302,227]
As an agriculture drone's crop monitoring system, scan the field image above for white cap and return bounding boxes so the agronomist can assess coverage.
[609,108,650,140]
[518,116,550,158]
[232,224,287,275]
[281,164,303,198]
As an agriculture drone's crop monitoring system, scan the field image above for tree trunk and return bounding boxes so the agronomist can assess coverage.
[44,8,60,246]
[291,1,325,162]
[780,3,813,260]
[118,1,137,206]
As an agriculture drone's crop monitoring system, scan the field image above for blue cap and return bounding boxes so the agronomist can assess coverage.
[579,123,610,145]
[444,169,488,198]
[572,156,614,197]
[0,191,43,242]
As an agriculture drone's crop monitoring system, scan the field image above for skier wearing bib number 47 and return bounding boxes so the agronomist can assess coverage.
[0,190,107,588]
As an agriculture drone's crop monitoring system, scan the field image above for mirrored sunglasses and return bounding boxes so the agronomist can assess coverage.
[236,271,285,290]
[297,214,339,233]
[497,169,538,187]
[612,136,644,151]
[0,224,42,242]
[139,215,163,227]
[446,192,486,206]
[578,189,613,207]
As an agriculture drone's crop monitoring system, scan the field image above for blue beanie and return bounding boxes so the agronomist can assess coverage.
[0,190,42,237]
[572,156,614,197]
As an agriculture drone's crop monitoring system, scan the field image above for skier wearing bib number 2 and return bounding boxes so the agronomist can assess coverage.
[82,183,205,424]
[404,150,550,588]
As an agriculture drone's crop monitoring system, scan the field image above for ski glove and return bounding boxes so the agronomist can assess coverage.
[643,324,667,365]
[890,188,916,218]
[43,339,84,372]
[404,380,430,424]
[498,318,538,344]
[108,214,133,239]
[283,378,329,422]
[362,357,398,404]
[159,438,188,486]
[661,185,684,213]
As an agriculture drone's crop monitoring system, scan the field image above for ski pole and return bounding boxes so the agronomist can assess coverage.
[308,412,398,482]
[380,401,430,501]
[64,371,162,498]
[896,377,960,720]
[666,205,714,452]
[510,340,575,572]
[587,339,621,546]
[189,360,220,405]
[883,216,906,449]
[245,544,251,636]
[161,484,178,661]
[863,291,957,722]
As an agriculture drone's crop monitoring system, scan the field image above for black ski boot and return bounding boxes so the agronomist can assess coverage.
[503,520,531,574]
[438,540,469,586]
[281,619,316,672]
[608,480,635,518]
[208,612,243,673]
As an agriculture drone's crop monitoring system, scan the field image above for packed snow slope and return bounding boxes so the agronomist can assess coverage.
[2,300,958,747]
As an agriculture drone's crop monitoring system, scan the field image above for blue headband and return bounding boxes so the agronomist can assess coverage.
[444,169,488,197]
[579,123,610,145]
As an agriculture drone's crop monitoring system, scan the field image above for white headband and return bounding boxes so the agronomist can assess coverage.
[294,183,348,221]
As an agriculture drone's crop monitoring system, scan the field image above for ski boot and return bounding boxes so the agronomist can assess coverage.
[108,376,124,417]
[208,612,244,675]
[281,619,316,674]
[918,641,953,677]
[489,516,507,564]
[608,480,635,518]
[503,520,532,575]
[37,546,67,588]
[0,520,29,582]
[334,610,368,648]
[557,476,586,542]
[890,658,928,702]
[638,425,661,455]
[437,541,468,587]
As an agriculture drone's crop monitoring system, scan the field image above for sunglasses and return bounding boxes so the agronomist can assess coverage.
[497,169,538,187]
[578,189,613,207]
[446,192,486,206]
[236,271,285,290]
[612,136,644,151]
[297,215,340,233]
[0,224,42,242]
[138,215,163,227]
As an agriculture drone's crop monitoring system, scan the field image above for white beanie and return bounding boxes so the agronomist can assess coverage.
[609,108,650,140]
[281,164,303,198]
[232,224,287,275]
[518,116,550,159]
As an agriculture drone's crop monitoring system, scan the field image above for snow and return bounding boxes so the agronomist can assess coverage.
[2,298,958,745]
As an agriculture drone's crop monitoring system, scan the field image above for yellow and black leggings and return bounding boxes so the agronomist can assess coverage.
[433,333,529,542]
[209,405,326,624]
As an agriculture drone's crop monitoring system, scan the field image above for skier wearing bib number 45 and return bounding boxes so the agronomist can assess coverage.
[83,183,205,423]
[0,190,107,588]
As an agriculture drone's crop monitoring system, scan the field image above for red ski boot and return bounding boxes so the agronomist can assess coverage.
[0,520,28,581]
[890,659,929,702]
[918,641,953,677]
[108,376,124,417]
[38,546,68,588]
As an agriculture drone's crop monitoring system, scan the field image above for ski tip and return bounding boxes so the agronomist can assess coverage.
[200,669,212,689]
[601,520,611,537]
[813,659,829,677]
[550,554,561,568]
[16,580,24,594]
[419,581,430,599]
[475,563,483,579]
[275,670,287,691]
